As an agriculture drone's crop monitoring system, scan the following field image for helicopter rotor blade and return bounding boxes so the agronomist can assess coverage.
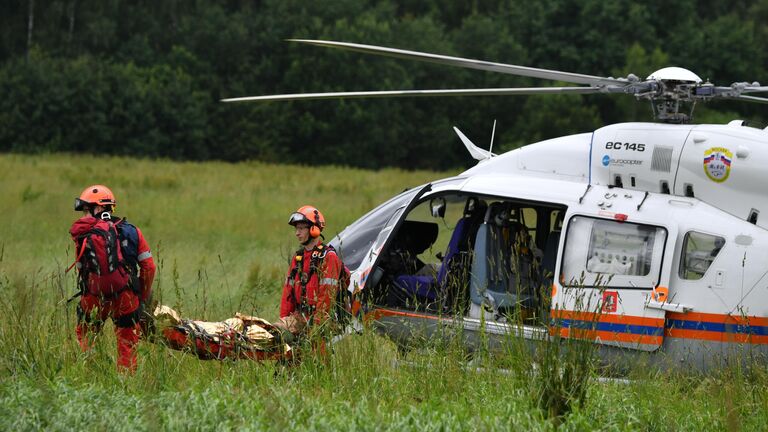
[222,86,602,103]
[740,86,768,94]
[727,95,768,104]
[288,39,630,87]
[708,85,768,98]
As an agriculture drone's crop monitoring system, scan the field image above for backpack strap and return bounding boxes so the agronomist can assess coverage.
[85,227,121,274]
[65,237,90,303]
[288,244,333,317]
[65,237,88,274]
[288,247,305,311]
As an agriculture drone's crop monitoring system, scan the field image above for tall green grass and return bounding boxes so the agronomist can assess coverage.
[1,154,767,430]
[0,153,439,317]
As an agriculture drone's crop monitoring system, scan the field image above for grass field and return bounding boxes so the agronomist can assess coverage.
[1,154,767,431]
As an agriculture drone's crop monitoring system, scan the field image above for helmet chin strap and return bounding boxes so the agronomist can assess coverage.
[89,207,112,221]
[302,233,322,247]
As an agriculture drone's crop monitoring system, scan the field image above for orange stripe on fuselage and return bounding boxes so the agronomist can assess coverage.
[363,308,441,324]
[664,328,768,344]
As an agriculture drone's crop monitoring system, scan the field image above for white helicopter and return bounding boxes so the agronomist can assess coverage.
[225,40,768,371]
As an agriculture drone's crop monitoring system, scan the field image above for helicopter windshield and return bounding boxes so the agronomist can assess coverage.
[330,187,422,270]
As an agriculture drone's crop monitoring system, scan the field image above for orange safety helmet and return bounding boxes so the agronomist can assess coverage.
[74,184,116,211]
[288,205,325,238]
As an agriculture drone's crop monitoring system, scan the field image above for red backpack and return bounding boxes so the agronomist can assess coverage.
[69,216,130,297]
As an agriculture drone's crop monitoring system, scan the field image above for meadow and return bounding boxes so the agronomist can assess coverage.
[1,154,766,431]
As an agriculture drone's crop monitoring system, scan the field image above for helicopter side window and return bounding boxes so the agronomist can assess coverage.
[679,231,725,280]
[562,216,667,289]
[521,207,539,245]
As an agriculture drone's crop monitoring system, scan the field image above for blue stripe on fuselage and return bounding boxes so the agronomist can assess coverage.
[554,319,664,336]
[665,319,768,336]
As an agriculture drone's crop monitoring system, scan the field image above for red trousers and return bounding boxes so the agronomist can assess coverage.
[76,290,141,372]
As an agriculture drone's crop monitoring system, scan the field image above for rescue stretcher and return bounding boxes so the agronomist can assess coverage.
[153,305,293,361]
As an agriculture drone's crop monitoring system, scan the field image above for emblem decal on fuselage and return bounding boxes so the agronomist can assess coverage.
[602,291,618,313]
[703,147,733,183]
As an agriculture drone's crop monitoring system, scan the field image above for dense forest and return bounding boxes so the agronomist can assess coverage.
[1,0,766,170]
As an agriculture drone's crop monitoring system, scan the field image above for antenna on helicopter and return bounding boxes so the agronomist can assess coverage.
[223,39,768,124]
[453,127,495,161]
[489,120,497,158]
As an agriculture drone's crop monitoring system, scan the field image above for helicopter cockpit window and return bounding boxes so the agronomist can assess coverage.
[679,231,725,280]
[562,216,667,289]
[330,187,421,270]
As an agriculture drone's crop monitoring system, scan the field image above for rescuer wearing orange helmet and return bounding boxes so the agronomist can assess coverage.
[275,205,344,341]
[68,184,156,371]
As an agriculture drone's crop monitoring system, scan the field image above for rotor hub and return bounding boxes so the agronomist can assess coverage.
[646,67,702,84]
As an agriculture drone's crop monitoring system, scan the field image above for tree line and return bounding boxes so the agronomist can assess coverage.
[1,0,766,170]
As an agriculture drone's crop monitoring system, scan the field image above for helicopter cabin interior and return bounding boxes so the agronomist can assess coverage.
[369,193,565,323]
[362,190,729,327]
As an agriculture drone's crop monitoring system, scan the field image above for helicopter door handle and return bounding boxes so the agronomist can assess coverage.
[645,299,694,314]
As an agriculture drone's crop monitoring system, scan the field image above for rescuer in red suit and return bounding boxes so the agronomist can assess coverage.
[274,205,343,343]
[69,185,156,372]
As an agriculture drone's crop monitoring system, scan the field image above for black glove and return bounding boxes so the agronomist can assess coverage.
[138,295,157,339]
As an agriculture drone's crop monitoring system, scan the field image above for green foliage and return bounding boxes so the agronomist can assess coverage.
[0,0,766,169]
[0,51,209,159]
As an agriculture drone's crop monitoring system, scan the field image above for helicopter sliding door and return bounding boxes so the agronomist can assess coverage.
[555,215,670,351]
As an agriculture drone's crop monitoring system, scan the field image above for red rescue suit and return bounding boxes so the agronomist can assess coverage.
[280,243,342,327]
[70,215,156,371]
